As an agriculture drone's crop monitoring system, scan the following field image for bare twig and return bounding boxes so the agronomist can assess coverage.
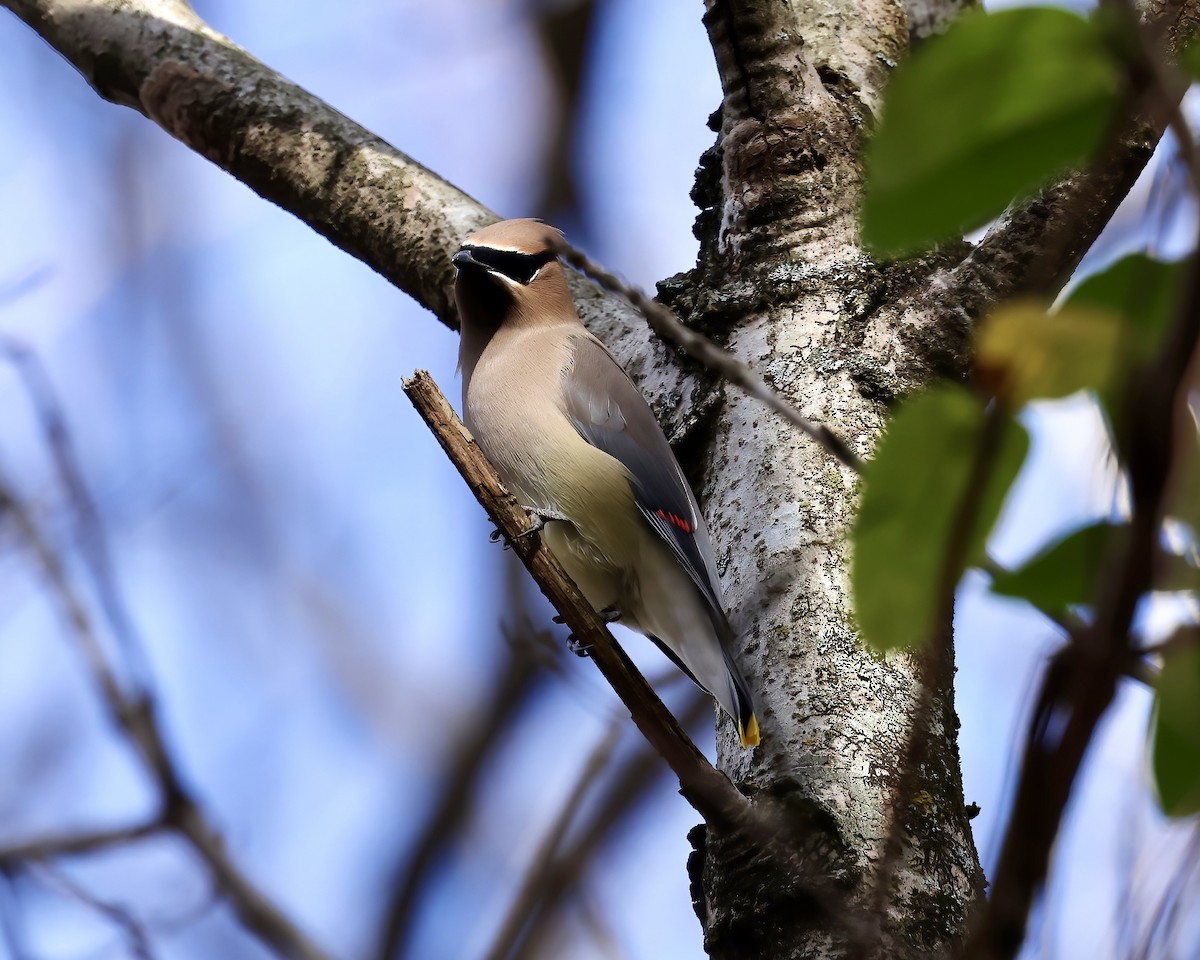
[0,872,30,960]
[32,861,157,960]
[552,240,864,473]
[482,720,622,960]
[0,820,161,865]
[1135,623,1200,662]
[964,118,1200,960]
[508,694,712,960]
[0,336,152,689]
[1133,826,1200,960]
[402,370,751,824]
[373,623,552,960]
[574,892,630,960]
[0,474,335,960]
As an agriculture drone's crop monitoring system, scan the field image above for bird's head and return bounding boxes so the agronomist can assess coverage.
[453,218,567,301]
[453,219,579,376]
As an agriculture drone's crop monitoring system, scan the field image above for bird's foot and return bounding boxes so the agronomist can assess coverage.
[488,507,568,549]
[516,506,570,539]
[565,608,620,657]
[566,633,593,658]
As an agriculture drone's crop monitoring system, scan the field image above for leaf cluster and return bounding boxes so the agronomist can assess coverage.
[854,6,1200,817]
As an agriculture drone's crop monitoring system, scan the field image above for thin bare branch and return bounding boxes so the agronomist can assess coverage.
[32,861,157,960]
[574,893,630,960]
[1136,623,1200,662]
[482,720,622,960]
[1134,826,1200,960]
[0,820,161,865]
[0,336,152,689]
[510,694,712,960]
[552,239,864,473]
[0,872,31,960]
[0,474,336,960]
[373,623,551,960]
[402,370,751,824]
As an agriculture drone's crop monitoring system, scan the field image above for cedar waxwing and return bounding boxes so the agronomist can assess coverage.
[452,218,760,749]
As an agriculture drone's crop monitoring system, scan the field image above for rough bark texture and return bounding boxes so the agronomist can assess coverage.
[648,2,985,957]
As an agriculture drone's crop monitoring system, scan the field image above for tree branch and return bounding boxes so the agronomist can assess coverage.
[879,0,1200,386]
[0,336,153,686]
[31,861,158,960]
[372,625,552,960]
[0,0,654,350]
[503,694,712,960]
[0,821,161,865]
[964,82,1200,959]
[554,239,864,473]
[401,370,752,824]
[481,719,622,960]
[0,475,336,960]
[3,0,487,321]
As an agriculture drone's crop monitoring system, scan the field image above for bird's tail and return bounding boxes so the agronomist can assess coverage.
[728,663,760,749]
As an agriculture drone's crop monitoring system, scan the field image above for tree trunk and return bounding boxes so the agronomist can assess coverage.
[597,2,987,955]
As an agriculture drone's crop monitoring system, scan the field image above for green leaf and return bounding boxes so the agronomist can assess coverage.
[852,385,1029,651]
[975,300,1126,405]
[1152,642,1200,817]
[863,7,1122,257]
[992,521,1197,617]
[1063,255,1185,446]
[990,521,1122,615]
[1064,255,1183,365]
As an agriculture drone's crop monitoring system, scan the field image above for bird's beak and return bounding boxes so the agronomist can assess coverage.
[453,248,483,272]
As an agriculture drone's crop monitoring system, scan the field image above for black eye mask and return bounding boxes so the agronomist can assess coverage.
[462,246,557,285]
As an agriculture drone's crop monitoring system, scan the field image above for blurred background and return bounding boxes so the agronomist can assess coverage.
[0,1,1197,958]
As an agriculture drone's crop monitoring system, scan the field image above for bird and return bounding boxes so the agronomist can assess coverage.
[452,218,759,749]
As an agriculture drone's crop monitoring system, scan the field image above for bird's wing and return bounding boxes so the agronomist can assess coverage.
[560,334,728,629]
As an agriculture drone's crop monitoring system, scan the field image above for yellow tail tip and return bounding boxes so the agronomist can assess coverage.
[739,713,761,749]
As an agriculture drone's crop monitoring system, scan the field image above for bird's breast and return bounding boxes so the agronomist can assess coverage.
[463,327,640,560]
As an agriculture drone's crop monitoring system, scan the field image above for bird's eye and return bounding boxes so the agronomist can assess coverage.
[467,247,556,285]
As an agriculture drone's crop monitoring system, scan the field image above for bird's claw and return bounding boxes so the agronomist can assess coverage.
[517,506,570,539]
[566,633,593,658]
[516,515,546,539]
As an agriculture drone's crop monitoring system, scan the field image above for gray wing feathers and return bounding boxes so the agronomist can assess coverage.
[560,335,730,633]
